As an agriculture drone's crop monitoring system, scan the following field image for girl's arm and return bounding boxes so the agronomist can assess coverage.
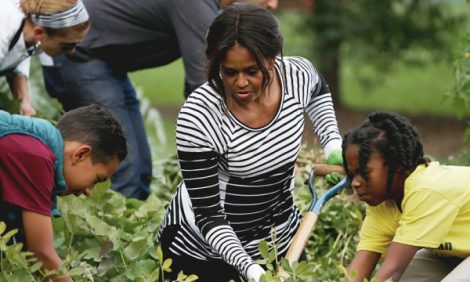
[375,242,419,281]
[347,250,381,282]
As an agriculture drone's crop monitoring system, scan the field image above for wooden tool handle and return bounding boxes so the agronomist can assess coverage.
[314,164,344,176]
[284,211,319,263]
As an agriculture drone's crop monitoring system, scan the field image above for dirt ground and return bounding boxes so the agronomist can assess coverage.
[303,107,470,160]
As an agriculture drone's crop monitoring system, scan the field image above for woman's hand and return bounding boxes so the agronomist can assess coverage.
[326,149,343,165]
[246,264,265,282]
[20,98,37,116]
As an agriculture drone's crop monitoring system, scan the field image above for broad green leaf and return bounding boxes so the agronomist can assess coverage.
[90,181,111,201]
[156,245,164,262]
[258,240,269,258]
[123,237,148,260]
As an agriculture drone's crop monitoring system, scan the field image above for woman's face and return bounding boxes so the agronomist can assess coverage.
[220,44,274,106]
[345,144,389,206]
[39,26,88,56]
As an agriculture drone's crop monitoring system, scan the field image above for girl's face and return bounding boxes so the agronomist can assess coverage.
[220,44,274,106]
[345,144,389,206]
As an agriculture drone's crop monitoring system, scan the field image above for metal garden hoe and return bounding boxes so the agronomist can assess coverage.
[279,164,349,278]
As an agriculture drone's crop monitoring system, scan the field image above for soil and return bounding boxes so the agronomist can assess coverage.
[158,106,469,160]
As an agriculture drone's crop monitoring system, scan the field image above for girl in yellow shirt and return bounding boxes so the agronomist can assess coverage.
[343,111,470,282]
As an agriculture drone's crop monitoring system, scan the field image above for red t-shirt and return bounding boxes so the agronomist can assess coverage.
[0,134,55,216]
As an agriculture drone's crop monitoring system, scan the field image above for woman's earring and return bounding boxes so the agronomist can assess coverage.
[219,72,223,80]
[27,41,41,55]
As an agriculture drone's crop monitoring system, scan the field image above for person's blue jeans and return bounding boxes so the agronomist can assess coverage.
[42,55,152,200]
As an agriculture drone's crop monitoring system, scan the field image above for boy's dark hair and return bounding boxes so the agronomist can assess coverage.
[205,3,284,104]
[342,111,428,195]
[56,104,127,163]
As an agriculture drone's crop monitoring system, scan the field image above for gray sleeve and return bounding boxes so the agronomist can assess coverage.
[168,0,220,97]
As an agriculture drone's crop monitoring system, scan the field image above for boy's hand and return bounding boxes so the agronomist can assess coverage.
[326,149,343,166]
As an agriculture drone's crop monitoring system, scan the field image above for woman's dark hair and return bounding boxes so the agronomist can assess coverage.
[57,104,127,163]
[205,3,284,104]
[342,112,428,195]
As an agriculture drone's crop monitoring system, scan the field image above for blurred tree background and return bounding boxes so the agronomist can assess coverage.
[299,0,464,105]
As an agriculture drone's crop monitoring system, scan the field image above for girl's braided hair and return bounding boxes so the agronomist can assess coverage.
[341,112,428,195]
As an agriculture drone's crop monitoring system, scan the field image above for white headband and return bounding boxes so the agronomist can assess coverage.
[31,0,89,29]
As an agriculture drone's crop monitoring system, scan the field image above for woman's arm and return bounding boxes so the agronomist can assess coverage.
[177,149,258,277]
[176,106,259,279]
[6,74,37,116]
[347,250,381,282]
[23,210,71,282]
[298,58,342,157]
[374,242,419,281]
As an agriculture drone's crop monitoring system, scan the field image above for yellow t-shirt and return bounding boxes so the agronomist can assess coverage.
[357,162,470,258]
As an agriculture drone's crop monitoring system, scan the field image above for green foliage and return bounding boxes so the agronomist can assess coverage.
[445,2,470,165]
[309,0,465,69]
[0,78,20,114]
[0,222,43,281]
[52,182,169,281]
[446,33,470,120]
[303,0,468,106]
[0,147,364,281]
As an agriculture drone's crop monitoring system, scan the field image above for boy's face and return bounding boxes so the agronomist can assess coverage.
[62,143,120,196]
[345,144,389,206]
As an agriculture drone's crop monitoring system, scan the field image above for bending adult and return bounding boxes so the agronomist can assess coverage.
[40,0,278,200]
[157,4,343,282]
[0,0,89,116]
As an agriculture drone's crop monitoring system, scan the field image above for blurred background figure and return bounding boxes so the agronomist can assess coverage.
[0,0,89,116]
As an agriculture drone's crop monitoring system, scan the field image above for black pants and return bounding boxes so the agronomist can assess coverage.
[159,225,243,282]
[159,225,307,282]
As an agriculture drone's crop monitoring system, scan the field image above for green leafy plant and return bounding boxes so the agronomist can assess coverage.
[0,222,43,281]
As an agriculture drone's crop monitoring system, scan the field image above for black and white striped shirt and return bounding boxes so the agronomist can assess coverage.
[158,56,342,277]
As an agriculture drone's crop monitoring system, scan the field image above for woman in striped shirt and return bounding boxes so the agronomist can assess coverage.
[158,3,343,281]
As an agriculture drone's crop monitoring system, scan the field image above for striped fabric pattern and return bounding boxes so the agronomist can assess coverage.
[158,56,342,277]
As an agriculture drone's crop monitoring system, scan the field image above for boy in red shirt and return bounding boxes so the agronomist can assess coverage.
[0,104,127,281]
